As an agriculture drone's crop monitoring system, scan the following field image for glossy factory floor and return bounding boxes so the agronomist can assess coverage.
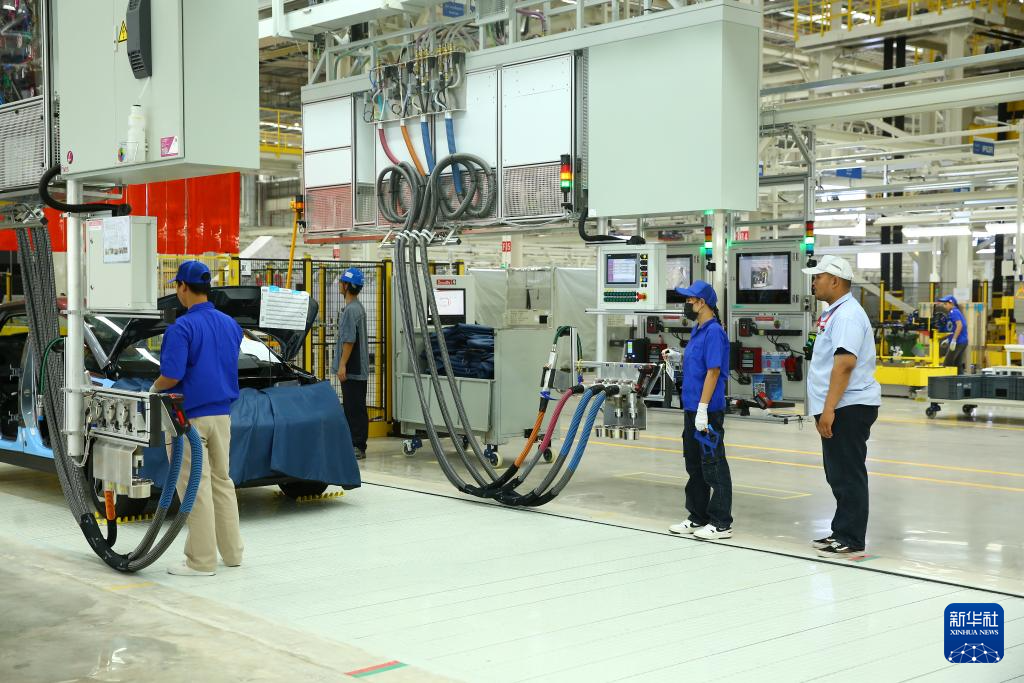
[1,396,1022,682]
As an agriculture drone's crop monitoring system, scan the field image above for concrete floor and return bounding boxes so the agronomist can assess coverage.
[371,395,1024,595]
[1,395,1021,681]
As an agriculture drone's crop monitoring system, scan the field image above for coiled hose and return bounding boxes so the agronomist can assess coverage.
[420,117,436,173]
[444,114,464,196]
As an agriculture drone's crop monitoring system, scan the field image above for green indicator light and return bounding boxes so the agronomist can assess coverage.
[703,209,715,216]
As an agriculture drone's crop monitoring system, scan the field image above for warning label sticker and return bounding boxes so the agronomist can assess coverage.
[117,21,128,43]
[160,136,179,158]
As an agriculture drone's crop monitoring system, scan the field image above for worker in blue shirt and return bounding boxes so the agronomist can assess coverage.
[938,295,968,373]
[664,280,733,540]
[151,261,244,577]
[333,267,369,460]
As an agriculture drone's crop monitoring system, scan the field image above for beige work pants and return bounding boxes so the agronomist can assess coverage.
[173,415,244,572]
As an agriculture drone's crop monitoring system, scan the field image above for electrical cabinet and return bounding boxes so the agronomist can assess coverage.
[52,0,257,184]
[85,216,159,313]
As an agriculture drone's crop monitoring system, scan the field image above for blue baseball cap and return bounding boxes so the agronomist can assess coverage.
[675,279,717,308]
[938,295,958,305]
[339,267,365,287]
[168,260,212,286]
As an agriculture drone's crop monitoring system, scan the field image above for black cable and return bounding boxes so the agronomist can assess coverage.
[38,165,132,216]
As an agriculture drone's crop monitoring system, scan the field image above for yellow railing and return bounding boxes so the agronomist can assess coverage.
[159,254,238,295]
[259,107,302,157]
[794,0,1010,39]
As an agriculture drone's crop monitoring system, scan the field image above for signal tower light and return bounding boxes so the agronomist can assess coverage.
[559,154,573,207]
[805,220,817,266]
[704,221,716,272]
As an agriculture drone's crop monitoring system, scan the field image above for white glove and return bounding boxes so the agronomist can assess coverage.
[949,341,957,351]
[695,403,709,432]
[662,349,682,364]
[148,382,159,394]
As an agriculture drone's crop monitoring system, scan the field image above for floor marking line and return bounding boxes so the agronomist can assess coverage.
[878,416,1024,433]
[346,660,407,678]
[106,581,155,591]
[616,473,808,499]
[593,441,1024,493]
[640,434,1024,479]
[613,471,811,497]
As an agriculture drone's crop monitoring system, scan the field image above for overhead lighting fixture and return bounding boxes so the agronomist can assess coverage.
[977,248,996,254]
[985,223,1022,234]
[902,226,972,238]
[874,213,950,226]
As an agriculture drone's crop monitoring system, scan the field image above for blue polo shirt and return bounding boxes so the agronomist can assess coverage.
[947,308,968,344]
[160,302,243,419]
[681,318,730,412]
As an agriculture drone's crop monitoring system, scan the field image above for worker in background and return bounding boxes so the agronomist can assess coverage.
[152,261,244,577]
[664,280,733,541]
[802,256,881,558]
[938,295,968,373]
[333,267,369,460]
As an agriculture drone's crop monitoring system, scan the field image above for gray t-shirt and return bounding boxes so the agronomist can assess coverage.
[332,298,369,381]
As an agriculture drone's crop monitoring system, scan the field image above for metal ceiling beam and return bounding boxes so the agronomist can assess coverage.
[762,70,1024,127]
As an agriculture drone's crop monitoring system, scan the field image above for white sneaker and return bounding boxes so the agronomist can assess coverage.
[668,520,703,535]
[694,524,733,540]
[167,562,215,577]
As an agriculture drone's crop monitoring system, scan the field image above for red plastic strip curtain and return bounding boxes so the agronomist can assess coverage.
[1,173,240,254]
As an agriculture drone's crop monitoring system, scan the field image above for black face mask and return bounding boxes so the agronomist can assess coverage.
[683,302,700,322]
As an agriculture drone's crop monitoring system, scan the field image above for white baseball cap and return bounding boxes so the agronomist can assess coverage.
[802,255,855,281]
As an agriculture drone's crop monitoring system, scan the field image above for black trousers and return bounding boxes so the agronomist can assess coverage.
[340,379,369,452]
[815,404,878,550]
[681,410,733,529]
[943,343,966,374]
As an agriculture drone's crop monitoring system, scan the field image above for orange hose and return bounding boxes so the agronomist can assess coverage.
[401,123,427,176]
[103,490,116,520]
[513,410,547,467]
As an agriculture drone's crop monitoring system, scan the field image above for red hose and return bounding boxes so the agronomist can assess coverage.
[535,389,578,457]
[377,125,400,165]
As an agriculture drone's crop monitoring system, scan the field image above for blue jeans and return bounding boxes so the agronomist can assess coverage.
[682,410,733,529]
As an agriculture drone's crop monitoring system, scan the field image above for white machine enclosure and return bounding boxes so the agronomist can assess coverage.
[727,240,813,407]
[52,0,258,184]
[597,243,667,311]
[392,273,551,451]
[85,215,159,313]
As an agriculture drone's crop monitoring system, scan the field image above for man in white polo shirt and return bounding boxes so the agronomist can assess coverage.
[802,255,881,558]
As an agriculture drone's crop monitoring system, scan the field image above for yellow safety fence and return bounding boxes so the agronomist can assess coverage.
[794,0,1010,40]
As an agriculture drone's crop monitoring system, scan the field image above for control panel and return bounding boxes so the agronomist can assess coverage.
[597,243,667,311]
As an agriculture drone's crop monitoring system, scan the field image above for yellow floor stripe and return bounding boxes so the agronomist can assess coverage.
[877,416,1024,433]
[592,440,1024,494]
[614,471,810,500]
[640,434,1024,479]
[107,582,155,591]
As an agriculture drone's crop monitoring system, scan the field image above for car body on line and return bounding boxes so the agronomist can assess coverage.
[0,286,361,516]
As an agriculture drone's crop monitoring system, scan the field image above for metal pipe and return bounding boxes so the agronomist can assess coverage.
[65,179,85,464]
[762,46,1024,97]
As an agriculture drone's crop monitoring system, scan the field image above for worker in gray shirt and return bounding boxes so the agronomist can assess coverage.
[333,267,370,460]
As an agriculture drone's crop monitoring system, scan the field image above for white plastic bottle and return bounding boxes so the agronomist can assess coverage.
[126,105,146,162]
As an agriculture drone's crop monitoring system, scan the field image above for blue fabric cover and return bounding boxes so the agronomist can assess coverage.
[114,378,361,489]
[421,324,495,380]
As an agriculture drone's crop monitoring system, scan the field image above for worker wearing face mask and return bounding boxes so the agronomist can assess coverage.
[663,280,733,541]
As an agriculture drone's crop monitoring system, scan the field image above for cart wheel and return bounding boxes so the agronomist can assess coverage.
[402,439,416,456]
[461,435,470,449]
[925,407,937,418]
[485,446,502,468]
[543,448,554,464]
[962,405,977,417]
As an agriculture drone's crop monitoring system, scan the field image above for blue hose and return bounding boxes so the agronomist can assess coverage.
[445,115,463,195]
[159,435,186,510]
[421,118,436,173]
[567,393,608,472]
[557,388,595,459]
[179,426,204,514]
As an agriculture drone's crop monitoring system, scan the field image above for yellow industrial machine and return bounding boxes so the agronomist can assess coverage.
[873,282,956,398]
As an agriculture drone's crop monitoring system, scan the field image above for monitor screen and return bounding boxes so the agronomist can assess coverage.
[736,252,791,305]
[605,254,638,285]
[433,288,466,322]
[665,255,694,304]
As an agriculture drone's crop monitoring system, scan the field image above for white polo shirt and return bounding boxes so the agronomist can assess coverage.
[806,292,881,416]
